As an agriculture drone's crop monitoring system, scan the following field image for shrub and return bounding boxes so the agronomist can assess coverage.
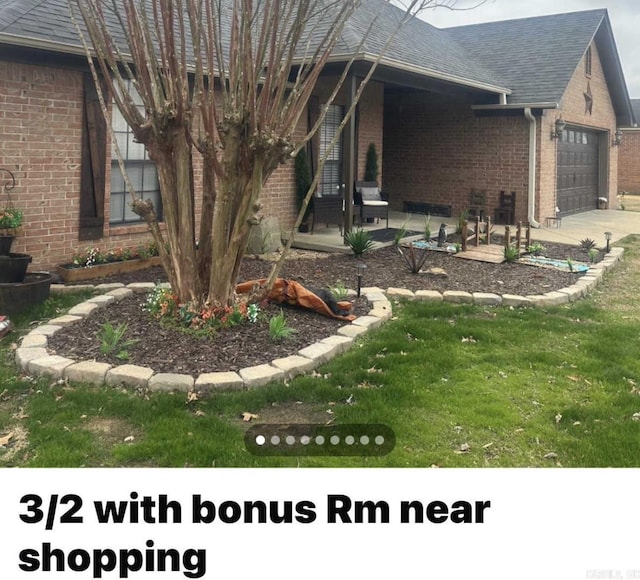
[329,280,349,301]
[456,209,470,235]
[269,310,297,342]
[527,242,546,256]
[99,322,138,361]
[393,223,408,246]
[424,214,432,240]
[588,248,599,263]
[364,143,379,182]
[579,238,597,251]
[345,228,374,256]
[504,246,519,262]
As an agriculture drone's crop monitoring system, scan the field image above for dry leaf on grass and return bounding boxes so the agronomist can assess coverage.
[567,375,580,382]
[186,392,199,404]
[0,432,14,447]
[242,412,259,422]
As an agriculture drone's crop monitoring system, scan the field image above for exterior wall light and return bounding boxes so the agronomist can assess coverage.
[612,129,623,146]
[551,118,566,140]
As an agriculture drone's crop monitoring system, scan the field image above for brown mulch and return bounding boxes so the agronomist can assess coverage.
[48,240,599,377]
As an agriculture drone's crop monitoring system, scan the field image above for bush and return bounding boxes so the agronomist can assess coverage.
[504,246,519,262]
[269,310,297,342]
[579,237,597,251]
[345,228,374,256]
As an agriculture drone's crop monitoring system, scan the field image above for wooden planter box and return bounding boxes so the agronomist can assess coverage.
[56,256,162,283]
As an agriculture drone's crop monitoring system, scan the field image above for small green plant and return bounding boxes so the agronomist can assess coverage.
[454,242,462,254]
[579,238,597,251]
[566,257,574,272]
[456,209,470,235]
[424,214,432,240]
[393,223,408,246]
[527,242,546,256]
[268,310,297,342]
[329,280,349,301]
[99,322,138,360]
[0,207,24,229]
[345,228,374,256]
[588,248,599,263]
[504,245,519,262]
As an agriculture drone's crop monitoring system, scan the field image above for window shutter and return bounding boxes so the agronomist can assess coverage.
[79,72,107,241]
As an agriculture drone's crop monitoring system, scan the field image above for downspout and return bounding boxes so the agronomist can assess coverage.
[523,107,541,227]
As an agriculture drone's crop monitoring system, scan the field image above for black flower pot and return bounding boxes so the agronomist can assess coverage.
[0,253,32,283]
[0,234,15,256]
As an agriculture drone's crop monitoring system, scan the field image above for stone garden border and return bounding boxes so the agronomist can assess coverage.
[15,246,623,392]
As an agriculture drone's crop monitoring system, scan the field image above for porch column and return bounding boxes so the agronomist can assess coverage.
[343,74,357,238]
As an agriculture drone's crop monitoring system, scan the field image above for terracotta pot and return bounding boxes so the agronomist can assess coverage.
[56,255,162,282]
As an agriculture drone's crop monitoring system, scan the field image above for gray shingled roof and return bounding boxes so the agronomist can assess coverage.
[446,9,608,105]
[630,99,640,124]
[333,0,508,92]
[0,0,509,94]
[0,0,632,121]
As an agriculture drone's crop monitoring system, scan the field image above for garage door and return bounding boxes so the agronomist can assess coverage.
[557,128,599,216]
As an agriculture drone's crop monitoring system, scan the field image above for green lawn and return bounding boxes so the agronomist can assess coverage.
[1,237,639,468]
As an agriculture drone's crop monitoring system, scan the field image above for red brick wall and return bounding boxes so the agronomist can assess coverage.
[0,60,161,271]
[618,130,640,194]
[541,40,618,216]
[383,91,530,222]
[0,59,383,270]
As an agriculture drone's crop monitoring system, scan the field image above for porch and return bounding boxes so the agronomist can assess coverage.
[287,209,640,253]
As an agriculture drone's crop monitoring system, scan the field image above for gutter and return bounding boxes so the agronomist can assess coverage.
[523,108,540,228]
[471,102,559,111]
[326,52,513,96]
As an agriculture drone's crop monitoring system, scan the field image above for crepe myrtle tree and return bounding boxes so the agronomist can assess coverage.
[71,0,473,307]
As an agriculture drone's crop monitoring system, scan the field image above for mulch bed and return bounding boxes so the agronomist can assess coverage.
[48,239,600,377]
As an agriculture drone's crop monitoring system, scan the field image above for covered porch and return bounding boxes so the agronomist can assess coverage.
[288,208,639,253]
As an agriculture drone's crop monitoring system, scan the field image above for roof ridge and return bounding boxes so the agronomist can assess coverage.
[444,8,607,31]
[0,0,49,32]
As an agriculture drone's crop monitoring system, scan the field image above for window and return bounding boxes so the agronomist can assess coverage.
[585,46,592,76]
[318,104,344,197]
[109,81,162,224]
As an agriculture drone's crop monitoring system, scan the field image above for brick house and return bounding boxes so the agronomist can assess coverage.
[0,1,634,271]
[618,99,640,195]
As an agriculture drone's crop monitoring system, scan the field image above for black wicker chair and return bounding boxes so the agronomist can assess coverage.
[311,195,343,234]
[354,181,389,228]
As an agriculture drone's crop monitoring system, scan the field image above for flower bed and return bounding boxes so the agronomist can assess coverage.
[57,243,161,283]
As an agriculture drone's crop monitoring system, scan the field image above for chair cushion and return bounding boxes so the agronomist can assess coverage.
[358,186,382,201]
[361,200,388,207]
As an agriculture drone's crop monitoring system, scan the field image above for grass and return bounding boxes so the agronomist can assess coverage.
[1,237,640,467]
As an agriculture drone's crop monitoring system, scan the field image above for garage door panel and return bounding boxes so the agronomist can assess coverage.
[557,128,599,216]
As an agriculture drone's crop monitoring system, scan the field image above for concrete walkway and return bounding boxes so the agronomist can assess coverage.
[290,209,640,252]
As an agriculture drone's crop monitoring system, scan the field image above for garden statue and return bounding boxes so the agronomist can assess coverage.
[437,223,447,247]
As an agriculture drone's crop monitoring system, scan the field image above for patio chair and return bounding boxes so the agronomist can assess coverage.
[311,195,343,234]
[354,181,389,228]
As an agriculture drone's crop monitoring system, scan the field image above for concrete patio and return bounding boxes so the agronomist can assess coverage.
[288,209,640,253]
